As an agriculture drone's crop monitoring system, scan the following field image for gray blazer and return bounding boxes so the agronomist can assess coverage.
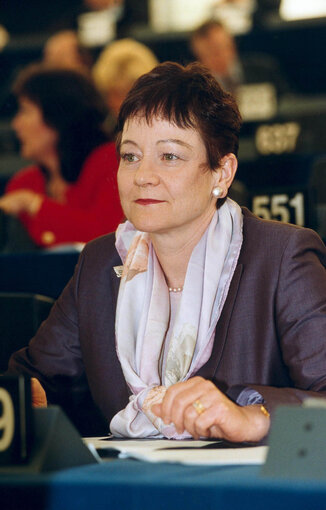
[8,209,326,436]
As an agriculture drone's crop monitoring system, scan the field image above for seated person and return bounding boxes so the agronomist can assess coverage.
[6,62,326,440]
[190,19,289,98]
[92,38,159,139]
[43,30,93,76]
[0,64,124,250]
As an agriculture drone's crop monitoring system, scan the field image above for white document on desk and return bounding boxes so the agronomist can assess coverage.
[85,438,268,465]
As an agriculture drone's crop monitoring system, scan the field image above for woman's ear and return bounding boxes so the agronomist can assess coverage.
[214,153,238,197]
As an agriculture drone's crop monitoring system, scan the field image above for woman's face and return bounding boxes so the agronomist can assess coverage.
[118,116,224,239]
[12,97,58,162]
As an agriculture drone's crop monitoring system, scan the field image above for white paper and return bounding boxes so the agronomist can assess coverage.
[84,438,268,466]
[85,438,214,452]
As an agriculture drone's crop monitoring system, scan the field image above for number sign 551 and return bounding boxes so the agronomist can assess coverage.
[252,192,305,226]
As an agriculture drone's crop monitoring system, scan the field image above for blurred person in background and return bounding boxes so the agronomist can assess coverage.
[0,0,124,36]
[92,38,159,138]
[0,65,124,251]
[190,19,288,97]
[190,19,242,95]
[84,0,123,9]
[43,30,93,75]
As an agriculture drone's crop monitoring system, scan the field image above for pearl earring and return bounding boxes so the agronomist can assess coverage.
[212,186,223,198]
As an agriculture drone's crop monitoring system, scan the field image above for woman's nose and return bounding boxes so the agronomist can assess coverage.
[134,158,160,186]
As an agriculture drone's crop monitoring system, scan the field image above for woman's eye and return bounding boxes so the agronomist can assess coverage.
[121,153,138,163]
[163,153,178,161]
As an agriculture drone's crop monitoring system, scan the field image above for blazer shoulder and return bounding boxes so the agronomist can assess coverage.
[81,232,121,267]
[242,206,322,239]
[241,207,326,261]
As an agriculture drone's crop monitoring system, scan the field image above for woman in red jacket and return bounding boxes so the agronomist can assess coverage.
[0,65,124,249]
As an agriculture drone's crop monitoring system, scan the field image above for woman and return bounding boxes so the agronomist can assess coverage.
[92,38,159,139]
[0,65,124,249]
[7,62,326,440]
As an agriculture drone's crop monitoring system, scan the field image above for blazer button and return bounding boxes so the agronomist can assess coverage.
[41,231,56,245]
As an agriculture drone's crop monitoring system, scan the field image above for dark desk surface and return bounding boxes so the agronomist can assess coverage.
[0,251,79,299]
[1,458,326,510]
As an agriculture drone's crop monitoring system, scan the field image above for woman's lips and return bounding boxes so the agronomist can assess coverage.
[135,199,165,205]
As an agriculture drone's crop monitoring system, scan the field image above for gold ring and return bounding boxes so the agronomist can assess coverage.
[260,405,270,418]
[192,399,205,415]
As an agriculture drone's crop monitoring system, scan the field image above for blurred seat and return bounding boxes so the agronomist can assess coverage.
[0,250,79,299]
[0,292,54,373]
[240,51,290,97]
[228,178,250,208]
[0,154,29,195]
[0,120,30,195]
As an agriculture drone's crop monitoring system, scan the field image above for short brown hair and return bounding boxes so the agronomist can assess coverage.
[116,61,242,170]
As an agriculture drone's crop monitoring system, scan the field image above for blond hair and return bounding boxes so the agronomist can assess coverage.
[92,38,159,96]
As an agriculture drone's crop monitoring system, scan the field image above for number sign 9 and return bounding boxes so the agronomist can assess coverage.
[0,376,32,466]
[252,192,305,226]
[0,387,15,452]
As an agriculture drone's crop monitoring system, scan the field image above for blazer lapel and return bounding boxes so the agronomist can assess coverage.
[196,263,243,379]
[110,256,123,323]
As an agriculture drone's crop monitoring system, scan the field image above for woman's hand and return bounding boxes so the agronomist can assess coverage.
[31,378,47,407]
[0,190,43,216]
[151,376,270,442]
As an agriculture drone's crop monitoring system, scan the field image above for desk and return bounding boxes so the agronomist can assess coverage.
[1,459,326,510]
